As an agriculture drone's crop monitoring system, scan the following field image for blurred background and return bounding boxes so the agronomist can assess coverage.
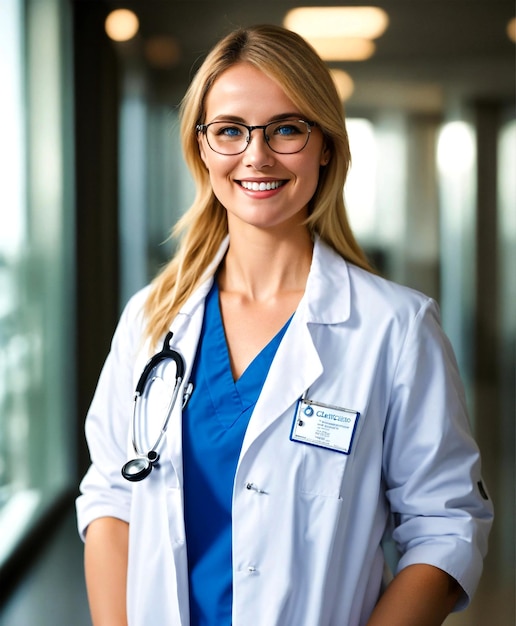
[0,0,514,624]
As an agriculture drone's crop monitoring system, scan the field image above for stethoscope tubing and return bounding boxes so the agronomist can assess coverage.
[121,331,188,482]
[130,372,184,460]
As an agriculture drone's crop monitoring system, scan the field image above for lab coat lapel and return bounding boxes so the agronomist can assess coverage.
[240,314,322,453]
[240,238,351,454]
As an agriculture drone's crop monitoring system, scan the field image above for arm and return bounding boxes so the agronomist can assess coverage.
[382,299,493,606]
[366,564,461,626]
[77,292,150,623]
[84,517,129,626]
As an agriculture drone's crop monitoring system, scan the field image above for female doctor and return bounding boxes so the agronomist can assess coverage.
[77,24,493,626]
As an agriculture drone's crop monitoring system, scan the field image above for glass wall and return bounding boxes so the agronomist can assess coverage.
[0,0,75,567]
[119,83,195,307]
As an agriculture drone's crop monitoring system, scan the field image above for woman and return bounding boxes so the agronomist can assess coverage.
[77,24,493,626]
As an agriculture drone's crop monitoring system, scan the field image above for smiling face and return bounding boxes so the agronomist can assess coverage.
[198,62,330,235]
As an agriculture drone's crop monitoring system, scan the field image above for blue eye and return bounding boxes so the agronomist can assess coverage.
[270,121,306,138]
[224,127,241,136]
[215,125,244,138]
[275,125,299,136]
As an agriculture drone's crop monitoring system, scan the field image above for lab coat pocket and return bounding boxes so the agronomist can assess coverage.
[299,445,351,499]
[290,394,363,498]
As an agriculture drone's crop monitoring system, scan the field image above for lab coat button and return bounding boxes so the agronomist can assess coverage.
[247,566,257,574]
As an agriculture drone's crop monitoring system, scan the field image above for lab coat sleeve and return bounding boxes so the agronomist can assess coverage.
[76,289,148,541]
[382,298,493,608]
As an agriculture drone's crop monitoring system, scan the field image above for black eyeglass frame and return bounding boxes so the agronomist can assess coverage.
[195,119,317,155]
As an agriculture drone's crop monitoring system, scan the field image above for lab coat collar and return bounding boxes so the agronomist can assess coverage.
[174,234,230,320]
[301,236,351,325]
[174,234,351,327]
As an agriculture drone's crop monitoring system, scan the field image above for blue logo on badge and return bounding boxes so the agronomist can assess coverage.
[303,406,314,416]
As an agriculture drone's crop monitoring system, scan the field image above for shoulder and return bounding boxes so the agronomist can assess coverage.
[348,264,445,357]
[347,263,435,319]
[344,264,452,379]
[308,239,439,337]
[314,238,436,325]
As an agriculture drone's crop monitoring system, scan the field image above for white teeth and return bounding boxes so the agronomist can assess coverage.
[241,180,283,191]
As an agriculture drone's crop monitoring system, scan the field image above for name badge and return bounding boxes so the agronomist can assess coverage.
[290,398,360,455]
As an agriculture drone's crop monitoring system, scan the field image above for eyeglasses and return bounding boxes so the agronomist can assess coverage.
[196,119,316,155]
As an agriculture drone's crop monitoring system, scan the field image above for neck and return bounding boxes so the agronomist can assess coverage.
[219,225,313,301]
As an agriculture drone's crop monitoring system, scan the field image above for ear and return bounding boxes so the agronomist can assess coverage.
[320,144,331,166]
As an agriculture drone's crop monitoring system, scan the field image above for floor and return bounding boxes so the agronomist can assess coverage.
[0,507,513,625]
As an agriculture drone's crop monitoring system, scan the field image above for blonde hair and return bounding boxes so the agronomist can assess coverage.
[143,24,373,349]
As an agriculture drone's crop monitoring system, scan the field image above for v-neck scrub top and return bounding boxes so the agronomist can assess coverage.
[182,280,291,625]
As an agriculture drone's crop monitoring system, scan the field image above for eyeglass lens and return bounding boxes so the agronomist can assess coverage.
[204,120,311,155]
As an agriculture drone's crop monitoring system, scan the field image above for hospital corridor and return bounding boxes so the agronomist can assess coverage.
[0,1,514,624]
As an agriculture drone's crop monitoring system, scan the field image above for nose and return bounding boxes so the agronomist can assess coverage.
[242,128,275,168]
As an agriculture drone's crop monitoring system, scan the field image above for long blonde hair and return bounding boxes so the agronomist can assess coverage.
[143,24,373,349]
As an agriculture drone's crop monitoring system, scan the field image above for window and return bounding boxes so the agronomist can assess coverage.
[0,0,75,567]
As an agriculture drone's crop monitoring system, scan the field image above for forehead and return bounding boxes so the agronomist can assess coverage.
[204,62,300,120]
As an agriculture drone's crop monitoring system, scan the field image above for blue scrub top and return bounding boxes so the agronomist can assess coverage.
[182,280,291,625]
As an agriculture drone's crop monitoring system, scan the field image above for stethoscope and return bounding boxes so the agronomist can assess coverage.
[121,331,193,482]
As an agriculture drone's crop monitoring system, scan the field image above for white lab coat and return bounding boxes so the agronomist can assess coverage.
[77,237,493,626]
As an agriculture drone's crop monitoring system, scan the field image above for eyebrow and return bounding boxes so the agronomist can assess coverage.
[208,112,306,124]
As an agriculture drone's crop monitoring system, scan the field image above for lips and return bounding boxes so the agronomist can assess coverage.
[239,180,285,191]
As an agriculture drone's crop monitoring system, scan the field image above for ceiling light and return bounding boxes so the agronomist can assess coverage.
[105,9,139,42]
[329,69,355,101]
[310,37,375,61]
[507,17,516,43]
[144,36,181,69]
[284,6,389,40]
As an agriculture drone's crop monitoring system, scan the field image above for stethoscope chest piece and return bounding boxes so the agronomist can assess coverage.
[122,451,160,482]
